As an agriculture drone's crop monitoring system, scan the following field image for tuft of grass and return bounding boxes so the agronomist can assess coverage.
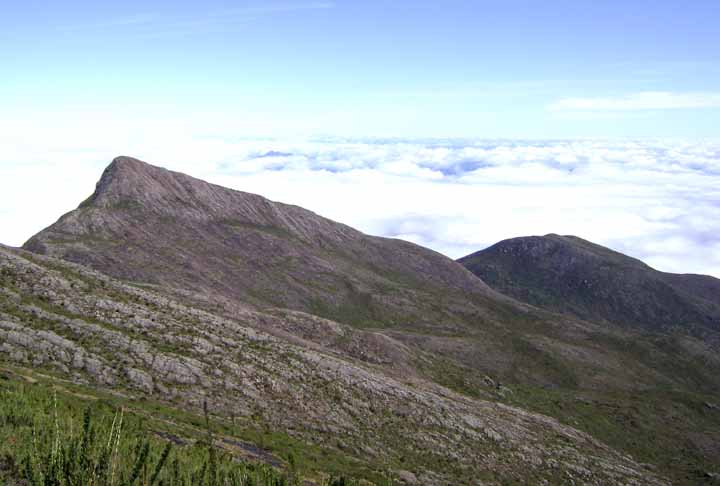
[0,372,385,485]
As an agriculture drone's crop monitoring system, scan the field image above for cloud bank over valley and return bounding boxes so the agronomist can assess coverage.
[1,137,718,277]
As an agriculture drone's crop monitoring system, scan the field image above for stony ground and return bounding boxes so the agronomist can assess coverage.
[0,244,669,485]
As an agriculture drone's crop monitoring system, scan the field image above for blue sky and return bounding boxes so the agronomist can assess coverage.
[1,1,719,276]
[2,0,719,137]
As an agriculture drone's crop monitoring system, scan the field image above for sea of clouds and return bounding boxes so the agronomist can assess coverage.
[1,135,718,277]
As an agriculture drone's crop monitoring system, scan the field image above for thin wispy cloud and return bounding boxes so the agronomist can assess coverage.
[58,14,157,32]
[370,79,669,100]
[57,2,334,34]
[216,2,335,15]
[550,91,720,111]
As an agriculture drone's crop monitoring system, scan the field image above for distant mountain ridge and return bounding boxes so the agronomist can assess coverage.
[459,234,720,337]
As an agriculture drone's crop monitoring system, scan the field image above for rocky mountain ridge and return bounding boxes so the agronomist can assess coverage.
[25,156,496,325]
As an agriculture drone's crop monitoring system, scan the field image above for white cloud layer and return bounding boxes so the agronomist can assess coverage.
[1,133,719,278]
[550,91,720,111]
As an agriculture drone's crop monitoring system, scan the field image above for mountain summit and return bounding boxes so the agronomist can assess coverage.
[459,234,720,336]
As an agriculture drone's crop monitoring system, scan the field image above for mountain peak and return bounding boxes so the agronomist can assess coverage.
[86,156,161,206]
[110,154,147,168]
[466,234,649,268]
[85,156,219,214]
[459,234,720,332]
[104,155,159,182]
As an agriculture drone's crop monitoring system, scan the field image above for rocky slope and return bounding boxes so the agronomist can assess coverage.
[458,234,720,338]
[0,244,667,485]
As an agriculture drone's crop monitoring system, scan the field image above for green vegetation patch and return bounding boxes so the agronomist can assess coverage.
[509,336,579,389]
[0,368,389,485]
[507,385,720,485]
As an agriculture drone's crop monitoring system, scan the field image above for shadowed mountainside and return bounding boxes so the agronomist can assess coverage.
[458,234,720,339]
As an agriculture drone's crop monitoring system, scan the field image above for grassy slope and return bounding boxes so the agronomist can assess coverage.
[507,385,720,485]
[422,349,720,485]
